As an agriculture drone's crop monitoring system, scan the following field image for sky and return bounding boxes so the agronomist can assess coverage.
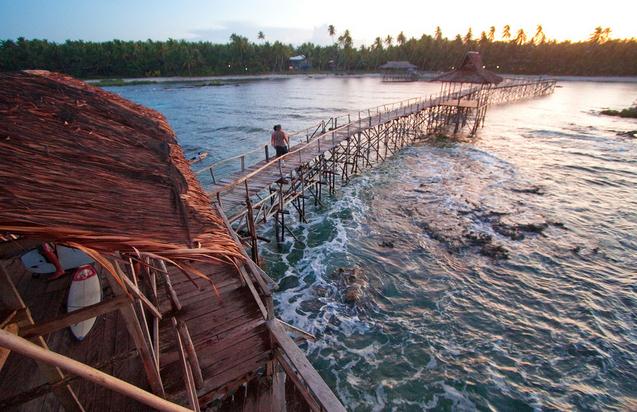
[1,0,635,46]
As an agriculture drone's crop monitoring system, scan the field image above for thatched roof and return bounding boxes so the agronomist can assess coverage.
[379,61,418,70]
[0,71,243,268]
[432,52,503,84]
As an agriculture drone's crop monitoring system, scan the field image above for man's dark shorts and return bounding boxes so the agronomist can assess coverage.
[275,145,288,157]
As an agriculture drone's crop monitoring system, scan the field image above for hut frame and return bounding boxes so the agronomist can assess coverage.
[0,71,345,411]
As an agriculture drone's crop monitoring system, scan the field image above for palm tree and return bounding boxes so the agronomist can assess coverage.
[338,29,353,49]
[257,31,265,41]
[434,26,443,41]
[532,25,545,45]
[373,37,383,50]
[397,31,406,46]
[590,26,603,43]
[463,27,473,44]
[480,31,488,44]
[337,29,353,70]
[384,35,393,48]
[602,27,612,43]
[502,25,511,41]
[514,29,527,45]
[488,26,496,42]
[328,25,336,43]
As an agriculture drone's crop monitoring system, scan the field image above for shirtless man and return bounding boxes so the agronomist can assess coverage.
[271,124,289,157]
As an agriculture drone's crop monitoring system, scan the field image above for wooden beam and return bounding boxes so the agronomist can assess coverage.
[275,350,321,412]
[104,268,165,396]
[278,319,316,342]
[0,322,18,371]
[0,328,191,412]
[19,295,129,339]
[114,261,162,319]
[0,263,85,412]
[175,320,203,389]
[238,266,269,320]
[267,319,345,412]
[172,318,200,412]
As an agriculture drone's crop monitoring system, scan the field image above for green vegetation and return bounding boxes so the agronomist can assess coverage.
[1,25,636,78]
[601,106,637,118]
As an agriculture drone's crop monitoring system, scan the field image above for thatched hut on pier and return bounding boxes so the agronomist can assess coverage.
[431,51,503,135]
[0,71,344,411]
[379,61,419,82]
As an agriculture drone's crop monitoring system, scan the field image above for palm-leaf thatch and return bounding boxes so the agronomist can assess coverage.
[432,51,503,84]
[0,70,244,272]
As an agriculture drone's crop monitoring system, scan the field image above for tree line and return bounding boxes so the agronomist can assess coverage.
[1,25,635,78]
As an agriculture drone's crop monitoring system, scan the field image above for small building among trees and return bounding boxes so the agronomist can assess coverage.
[288,55,311,71]
[379,61,419,82]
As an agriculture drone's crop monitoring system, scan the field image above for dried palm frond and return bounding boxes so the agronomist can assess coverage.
[0,71,244,288]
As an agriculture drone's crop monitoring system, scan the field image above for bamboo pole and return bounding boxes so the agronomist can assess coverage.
[0,329,191,412]
[0,263,85,412]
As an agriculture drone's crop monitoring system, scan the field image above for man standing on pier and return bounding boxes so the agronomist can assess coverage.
[271,124,289,157]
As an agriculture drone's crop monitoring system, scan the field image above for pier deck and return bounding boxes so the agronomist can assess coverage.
[197,78,556,260]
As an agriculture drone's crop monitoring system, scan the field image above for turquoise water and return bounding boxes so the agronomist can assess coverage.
[110,77,637,411]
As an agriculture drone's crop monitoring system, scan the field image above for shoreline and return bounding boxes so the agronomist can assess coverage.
[86,72,637,86]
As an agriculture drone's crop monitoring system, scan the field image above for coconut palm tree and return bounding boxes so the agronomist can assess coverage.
[463,27,473,44]
[337,29,353,70]
[328,25,336,43]
[338,29,353,49]
[514,29,527,45]
[384,35,393,47]
[602,27,612,43]
[373,37,383,50]
[532,25,545,45]
[488,26,496,42]
[480,31,488,44]
[434,26,443,41]
[397,31,406,46]
[502,25,511,41]
[590,26,603,43]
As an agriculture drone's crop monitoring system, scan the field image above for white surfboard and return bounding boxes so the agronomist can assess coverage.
[67,265,101,340]
[21,245,94,274]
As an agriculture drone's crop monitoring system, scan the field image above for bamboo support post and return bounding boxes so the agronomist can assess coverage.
[104,267,165,396]
[0,263,85,412]
[0,328,190,412]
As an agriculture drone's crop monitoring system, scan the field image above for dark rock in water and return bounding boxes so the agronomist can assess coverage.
[278,275,299,291]
[494,214,549,239]
[379,240,395,248]
[344,286,364,303]
[493,222,526,240]
[511,185,545,195]
[548,220,567,229]
[480,243,510,260]
[312,284,330,297]
[334,267,368,304]
[300,298,324,312]
[463,230,492,246]
[328,314,342,327]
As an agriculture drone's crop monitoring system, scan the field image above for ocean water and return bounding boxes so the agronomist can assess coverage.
[109,76,637,411]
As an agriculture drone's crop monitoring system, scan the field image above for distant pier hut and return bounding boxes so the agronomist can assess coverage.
[432,51,503,135]
[379,61,419,82]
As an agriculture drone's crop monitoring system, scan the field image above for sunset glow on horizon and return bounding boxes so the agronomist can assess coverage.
[1,0,635,45]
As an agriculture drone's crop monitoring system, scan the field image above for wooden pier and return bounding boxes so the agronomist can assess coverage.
[0,70,347,412]
[198,76,556,262]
